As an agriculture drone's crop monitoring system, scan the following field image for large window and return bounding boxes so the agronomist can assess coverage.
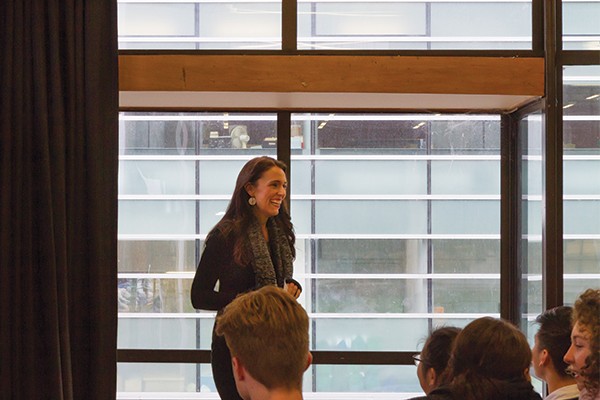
[117,112,502,397]
[118,1,283,50]
[562,66,600,304]
[114,2,600,399]
[117,112,278,394]
[117,0,534,50]
[299,1,532,50]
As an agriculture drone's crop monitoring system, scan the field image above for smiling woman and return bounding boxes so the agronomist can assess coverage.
[564,289,600,400]
[190,156,301,400]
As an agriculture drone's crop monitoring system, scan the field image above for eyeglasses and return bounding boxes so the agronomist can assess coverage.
[412,354,422,367]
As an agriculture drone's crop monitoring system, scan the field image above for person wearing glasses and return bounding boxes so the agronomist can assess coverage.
[531,306,579,400]
[410,317,542,400]
[412,327,461,395]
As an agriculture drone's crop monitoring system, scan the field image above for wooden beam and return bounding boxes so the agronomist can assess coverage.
[119,55,544,97]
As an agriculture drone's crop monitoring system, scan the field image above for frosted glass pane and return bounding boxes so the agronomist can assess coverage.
[432,279,500,313]
[316,239,427,274]
[432,201,500,234]
[431,161,499,195]
[118,278,195,313]
[563,3,600,36]
[312,364,420,393]
[524,200,543,237]
[526,279,543,312]
[198,3,280,38]
[525,240,543,276]
[565,279,600,304]
[198,160,248,195]
[291,160,313,195]
[118,2,282,50]
[431,3,531,36]
[119,201,196,235]
[314,279,426,313]
[313,319,428,351]
[315,201,427,234]
[199,200,230,234]
[119,161,196,195]
[564,200,600,235]
[564,239,600,274]
[523,159,543,196]
[118,240,196,273]
[117,363,209,393]
[118,4,196,36]
[315,160,427,195]
[117,318,213,349]
[119,118,198,155]
[520,111,544,326]
[290,200,312,235]
[299,2,532,50]
[564,160,600,195]
[313,3,426,35]
[432,239,500,273]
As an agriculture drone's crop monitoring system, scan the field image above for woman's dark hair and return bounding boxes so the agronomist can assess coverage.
[535,306,573,378]
[210,156,295,265]
[572,288,600,397]
[420,326,461,386]
[448,317,533,399]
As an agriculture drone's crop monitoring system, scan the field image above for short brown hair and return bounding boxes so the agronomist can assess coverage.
[535,306,573,378]
[449,317,533,399]
[215,286,309,390]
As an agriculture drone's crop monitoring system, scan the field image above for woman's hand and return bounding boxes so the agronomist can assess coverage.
[284,281,301,299]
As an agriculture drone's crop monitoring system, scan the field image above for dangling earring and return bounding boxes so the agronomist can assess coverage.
[248,197,256,206]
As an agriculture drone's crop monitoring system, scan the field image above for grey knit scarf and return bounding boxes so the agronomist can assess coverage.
[247,216,294,288]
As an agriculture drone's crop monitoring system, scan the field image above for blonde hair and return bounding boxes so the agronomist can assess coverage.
[215,285,309,390]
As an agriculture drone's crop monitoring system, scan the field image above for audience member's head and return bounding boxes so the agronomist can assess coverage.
[532,306,576,393]
[448,317,539,400]
[564,288,600,399]
[215,285,311,400]
[416,326,461,394]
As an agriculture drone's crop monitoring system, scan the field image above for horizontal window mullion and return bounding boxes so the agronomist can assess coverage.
[119,155,256,161]
[292,154,501,161]
[116,272,502,280]
[115,233,504,240]
[117,195,502,200]
[116,349,415,366]
[118,234,204,240]
[117,155,503,161]
[526,273,600,281]
[303,273,500,279]
[296,234,500,239]
[117,312,500,320]
[292,194,500,200]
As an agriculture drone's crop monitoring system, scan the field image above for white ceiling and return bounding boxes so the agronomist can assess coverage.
[120,91,539,113]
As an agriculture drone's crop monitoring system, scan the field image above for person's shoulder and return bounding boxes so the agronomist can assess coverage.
[406,387,454,400]
[206,223,232,246]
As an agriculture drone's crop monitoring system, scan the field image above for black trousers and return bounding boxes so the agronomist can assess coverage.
[211,329,243,400]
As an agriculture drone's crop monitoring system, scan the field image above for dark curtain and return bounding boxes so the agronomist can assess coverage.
[0,0,118,399]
